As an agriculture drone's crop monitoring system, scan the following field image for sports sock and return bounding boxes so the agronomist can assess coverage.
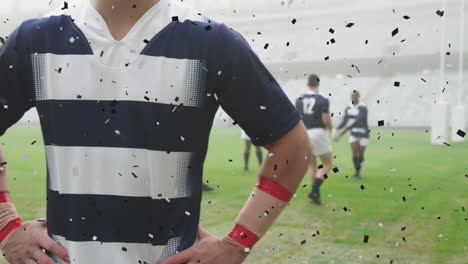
[256,150,263,165]
[244,152,250,170]
[352,156,361,172]
[312,178,324,194]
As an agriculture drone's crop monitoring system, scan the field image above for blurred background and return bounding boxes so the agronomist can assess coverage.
[1,0,467,138]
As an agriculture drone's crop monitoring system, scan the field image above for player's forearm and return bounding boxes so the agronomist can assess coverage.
[0,145,22,248]
[227,122,310,249]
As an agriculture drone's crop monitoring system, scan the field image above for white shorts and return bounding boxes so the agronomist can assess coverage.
[349,136,369,146]
[307,128,332,156]
[240,130,251,141]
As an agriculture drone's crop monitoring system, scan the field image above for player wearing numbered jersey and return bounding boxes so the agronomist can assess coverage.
[334,90,369,179]
[295,74,333,205]
[0,0,311,263]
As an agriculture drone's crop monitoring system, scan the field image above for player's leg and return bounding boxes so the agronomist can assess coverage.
[311,152,332,205]
[244,140,252,171]
[357,138,368,175]
[350,141,362,179]
[307,154,318,201]
[255,146,263,166]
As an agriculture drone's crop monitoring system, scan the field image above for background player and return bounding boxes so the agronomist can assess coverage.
[241,130,263,172]
[334,90,369,179]
[295,74,333,205]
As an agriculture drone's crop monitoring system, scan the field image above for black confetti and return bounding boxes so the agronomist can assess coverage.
[403,15,410,20]
[436,10,445,17]
[394,81,400,87]
[456,129,465,138]
[392,28,399,37]
[172,16,179,22]
[363,235,369,243]
[329,28,335,34]
[378,120,384,127]
[61,1,68,10]
[204,25,212,31]
[346,22,355,28]
[264,43,269,49]
[291,18,297,24]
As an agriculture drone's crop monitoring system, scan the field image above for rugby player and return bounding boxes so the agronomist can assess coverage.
[334,90,369,179]
[0,0,311,263]
[295,74,332,205]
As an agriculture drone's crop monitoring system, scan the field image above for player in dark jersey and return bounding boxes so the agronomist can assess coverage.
[295,74,333,205]
[0,0,312,263]
[334,90,369,179]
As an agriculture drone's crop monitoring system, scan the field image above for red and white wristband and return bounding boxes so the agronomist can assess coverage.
[228,176,293,250]
[0,192,22,245]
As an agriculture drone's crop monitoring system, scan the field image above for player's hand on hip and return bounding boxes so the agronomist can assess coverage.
[1,219,70,264]
[158,228,248,264]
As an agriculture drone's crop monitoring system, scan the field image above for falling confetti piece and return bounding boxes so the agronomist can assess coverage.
[456,129,466,138]
[436,10,445,17]
[363,235,369,243]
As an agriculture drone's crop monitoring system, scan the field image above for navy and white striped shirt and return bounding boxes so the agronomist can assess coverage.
[0,0,300,263]
[337,103,369,138]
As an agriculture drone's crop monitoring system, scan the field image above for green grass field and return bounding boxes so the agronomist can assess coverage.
[1,124,467,264]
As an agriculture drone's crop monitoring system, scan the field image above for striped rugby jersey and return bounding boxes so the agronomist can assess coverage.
[337,103,369,138]
[0,0,300,263]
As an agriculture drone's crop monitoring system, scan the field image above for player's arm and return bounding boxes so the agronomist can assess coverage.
[0,25,70,264]
[160,122,310,264]
[159,24,310,264]
[322,99,332,137]
[230,120,310,240]
[333,108,349,140]
[323,112,333,137]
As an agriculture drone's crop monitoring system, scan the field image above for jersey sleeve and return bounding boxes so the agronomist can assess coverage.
[210,24,301,146]
[0,26,34,137]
